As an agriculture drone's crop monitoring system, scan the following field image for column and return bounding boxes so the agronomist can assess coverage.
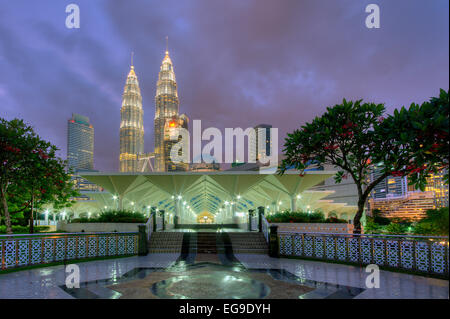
[290,195,297,212]
[118,195,123,210]
[257,206,265,232]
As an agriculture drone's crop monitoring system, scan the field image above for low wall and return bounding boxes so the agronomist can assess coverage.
[278,232,449,278]
[271,223,354,234]
[1,232,139,270]
[58,222,142,233]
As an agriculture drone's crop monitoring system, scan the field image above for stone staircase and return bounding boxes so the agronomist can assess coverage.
[197,232,218,254]
[148,231,268,255]
[148,232,183,253]
[227,232,268,254]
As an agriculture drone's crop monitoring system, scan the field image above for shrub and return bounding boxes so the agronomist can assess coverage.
[0,225,50,234]
[385,222,407,234]
[266,210,345,223]
[363,220,383,234]
[324,216,347,224]
[371,209,391,225]
[71,210,148,223]
[413,207,449,235]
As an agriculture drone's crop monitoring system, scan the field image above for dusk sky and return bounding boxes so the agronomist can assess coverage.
[0,0,448,171]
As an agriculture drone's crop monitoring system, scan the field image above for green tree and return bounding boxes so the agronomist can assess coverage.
[0,118,78,234]
[381,89,449,188]
[279,90,449,233]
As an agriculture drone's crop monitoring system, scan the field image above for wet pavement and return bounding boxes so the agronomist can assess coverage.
[0,237,448,299]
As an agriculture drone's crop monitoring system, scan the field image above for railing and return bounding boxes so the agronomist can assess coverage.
[278,231,449,277]
[0,232,139,270]
[261,215,269,243]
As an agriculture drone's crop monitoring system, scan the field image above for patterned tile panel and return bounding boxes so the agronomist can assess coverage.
[1,233,139,270]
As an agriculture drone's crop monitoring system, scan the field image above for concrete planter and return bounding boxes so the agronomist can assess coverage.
[57,221,141,233]
[270,222,354,234]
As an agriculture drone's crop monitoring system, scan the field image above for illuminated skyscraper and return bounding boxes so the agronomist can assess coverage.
[119,56,144,172]
[250,124,272,162]
[67,113,94,171]
[163,114,189,171]
[154,41,186,171]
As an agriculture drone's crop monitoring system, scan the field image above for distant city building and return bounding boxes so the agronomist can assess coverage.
[119,58,144,172]
[370,165,408,199]
[191,162,221,172]
[154,45,182,172]
[190,154,221,172]
[163,114,189,171]
[250,124,272,162]
[423,171,449,208]
[368,166,448,220]
[226,162,262,171]
[67,113,94,171]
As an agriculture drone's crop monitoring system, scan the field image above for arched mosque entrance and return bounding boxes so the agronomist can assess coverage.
[197,211,215,224]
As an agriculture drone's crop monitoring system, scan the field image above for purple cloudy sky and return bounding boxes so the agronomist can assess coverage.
[0,0,448,171]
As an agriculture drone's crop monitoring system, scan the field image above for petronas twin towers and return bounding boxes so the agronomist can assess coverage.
[119,42,188,172]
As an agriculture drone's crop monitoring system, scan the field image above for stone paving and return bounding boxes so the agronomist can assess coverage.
[0,252,447,299]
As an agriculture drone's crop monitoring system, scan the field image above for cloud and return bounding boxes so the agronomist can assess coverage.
[0,0,448,170]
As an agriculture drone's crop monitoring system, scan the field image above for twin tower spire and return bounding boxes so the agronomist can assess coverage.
[119,37,187,172]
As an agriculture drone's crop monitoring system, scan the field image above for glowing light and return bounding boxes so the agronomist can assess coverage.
[296,194,301,199]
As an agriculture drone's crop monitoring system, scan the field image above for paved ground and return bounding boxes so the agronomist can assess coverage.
[0,253,447,299]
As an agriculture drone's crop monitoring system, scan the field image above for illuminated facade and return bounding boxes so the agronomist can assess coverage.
[67,113,94,171]
[368,167,448,220]
[119,61,144,172]
[370,165,407,199]
[154,47,182,171]
[369,191,435,220]
[423,172,449,208]
[163,114,189,171]
[250,124,272,162]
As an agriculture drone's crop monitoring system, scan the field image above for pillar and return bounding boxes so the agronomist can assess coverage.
[268,225,279,258]
[248,209,254,231]
[290,195,297,212]
[118,195,123,210]
[174,198,179,222]
[257,206,265,232]
[152,208,157,232]
[160,210,165,230]
[138,225,148,256]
